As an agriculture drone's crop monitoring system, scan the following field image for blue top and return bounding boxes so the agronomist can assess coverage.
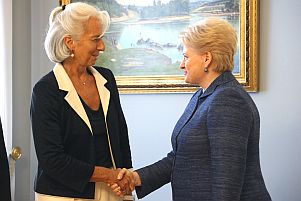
[80,97,112,168]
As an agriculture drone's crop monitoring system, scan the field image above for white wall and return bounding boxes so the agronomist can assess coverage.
[120,0,301,200]
[13,0,301,200]
[254,0,301,200]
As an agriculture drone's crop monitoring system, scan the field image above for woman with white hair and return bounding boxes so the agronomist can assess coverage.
[30,2,133,201]
[114,18,271,201]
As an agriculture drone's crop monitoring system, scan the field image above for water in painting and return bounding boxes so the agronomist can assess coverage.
[76,0,240,76]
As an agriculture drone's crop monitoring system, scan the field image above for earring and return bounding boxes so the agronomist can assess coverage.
[70,50,74,58]
[204,67,208,72]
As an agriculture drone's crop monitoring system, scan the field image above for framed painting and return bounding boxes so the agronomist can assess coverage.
[63,0,259,93]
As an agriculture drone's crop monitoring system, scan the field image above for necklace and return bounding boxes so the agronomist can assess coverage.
[80,75,89,86]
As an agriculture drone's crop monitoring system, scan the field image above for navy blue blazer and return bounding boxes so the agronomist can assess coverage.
[30,64,132,199]
[136,71,271,201]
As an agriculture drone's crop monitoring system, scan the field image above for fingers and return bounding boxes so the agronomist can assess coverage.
[117,168,128,180]
[117,169,134,191]
[127,171,136,191]
[107,168,129,184]
[111,184,124,197]
[108,183,128,197]
[109,168,136,197]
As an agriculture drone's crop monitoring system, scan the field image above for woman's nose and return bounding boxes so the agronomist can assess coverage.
[179,59,185,69]
[97,39,105,51]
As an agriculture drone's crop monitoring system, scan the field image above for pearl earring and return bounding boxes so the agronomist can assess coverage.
[204,67,208,72]
[70,49,74,58]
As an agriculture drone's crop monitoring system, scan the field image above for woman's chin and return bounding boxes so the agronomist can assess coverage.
[88,61,97,66]
[184,77,191,84]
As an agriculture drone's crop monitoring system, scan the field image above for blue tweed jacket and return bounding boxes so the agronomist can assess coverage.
[136,71,271,201]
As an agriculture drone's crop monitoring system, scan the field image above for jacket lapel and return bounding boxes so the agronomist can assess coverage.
[53,63,93,134]
[88,67,116,168]
[173,71,236,140]
[172,89,203,140]
[88,66,110,119]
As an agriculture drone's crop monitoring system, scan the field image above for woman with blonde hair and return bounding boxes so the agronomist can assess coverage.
[114,18,271,201]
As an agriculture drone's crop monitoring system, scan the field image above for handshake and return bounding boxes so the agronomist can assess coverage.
[107,168,141,197]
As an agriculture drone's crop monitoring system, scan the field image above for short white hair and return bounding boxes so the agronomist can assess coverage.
[44,2,110,63]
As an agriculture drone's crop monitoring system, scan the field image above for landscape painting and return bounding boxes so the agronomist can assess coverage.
[70,0,258,93]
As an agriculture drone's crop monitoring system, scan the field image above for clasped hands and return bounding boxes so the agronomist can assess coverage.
[107,168,141,197]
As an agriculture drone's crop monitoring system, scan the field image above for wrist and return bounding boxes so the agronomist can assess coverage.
[91,166,112,183]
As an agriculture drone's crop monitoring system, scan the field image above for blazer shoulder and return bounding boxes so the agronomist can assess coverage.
[211,85,257,115]
[32,71,59,97]
[208,87,242,108]
[214,81,251,99]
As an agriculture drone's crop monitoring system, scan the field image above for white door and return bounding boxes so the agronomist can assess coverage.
[0,0,26,200]
[11,0,37,200]
[10,1,57,200]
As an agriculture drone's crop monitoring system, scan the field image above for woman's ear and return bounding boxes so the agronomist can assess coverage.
[63,35,74,50]
[204,52,212,66]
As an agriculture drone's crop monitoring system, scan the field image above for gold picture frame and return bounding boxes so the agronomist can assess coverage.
[63,0,259,93]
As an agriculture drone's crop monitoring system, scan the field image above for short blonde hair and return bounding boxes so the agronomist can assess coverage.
[44,2,110,63]
[179,17,237,72]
